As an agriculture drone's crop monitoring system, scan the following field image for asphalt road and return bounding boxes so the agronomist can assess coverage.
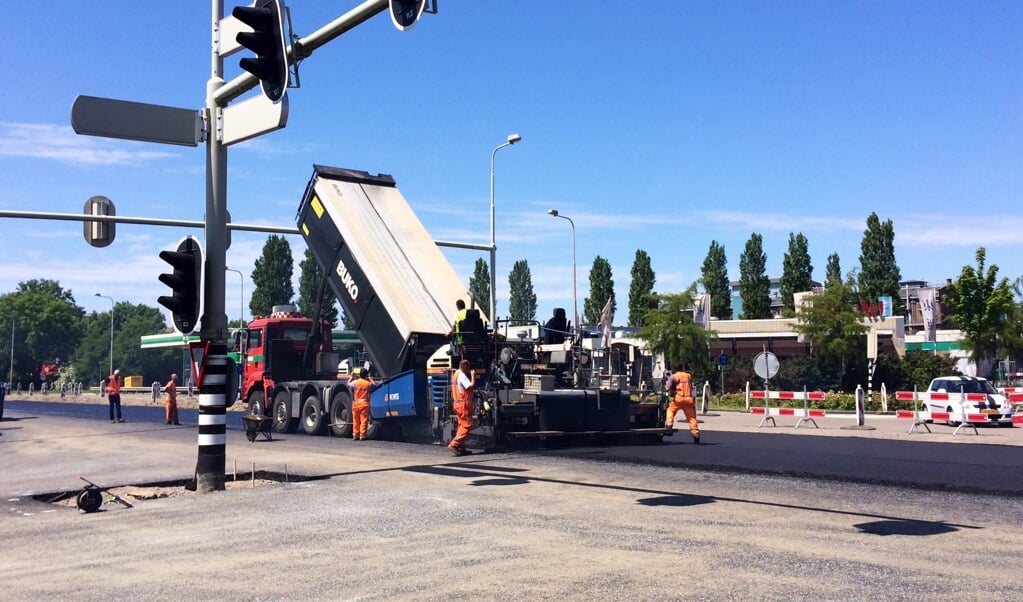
[3,403,1023,601]
[7,398,1023,495]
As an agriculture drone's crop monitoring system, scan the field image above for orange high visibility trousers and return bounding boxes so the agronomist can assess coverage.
[352,400,370,439]
[449,400,473,451]
[667,397,698,437]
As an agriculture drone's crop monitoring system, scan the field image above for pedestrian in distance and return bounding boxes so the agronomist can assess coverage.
[107,369,124,423]
[665,362,699,443]
[350,368,374,441]
[163,373,180,426]
[448,359,475,457]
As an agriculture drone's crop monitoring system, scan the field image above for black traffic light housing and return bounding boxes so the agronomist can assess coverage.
[233,0,289,102]
[389,0,428,31]
[158,237,203,335]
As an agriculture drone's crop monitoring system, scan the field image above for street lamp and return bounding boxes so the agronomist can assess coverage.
[547,209,578,332]
[225,267,244,327]
[94,293,114,377]
[490,133,522,322]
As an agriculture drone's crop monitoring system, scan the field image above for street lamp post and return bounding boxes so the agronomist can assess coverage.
[94,293,114,377]
[225,267,244,327]
[489,133,521,321]
[547,209,578,332]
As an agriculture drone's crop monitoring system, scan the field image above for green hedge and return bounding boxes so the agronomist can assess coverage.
[698,392,923,413]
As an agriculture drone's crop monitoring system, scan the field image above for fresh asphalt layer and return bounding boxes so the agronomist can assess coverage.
[2,400,1021,498]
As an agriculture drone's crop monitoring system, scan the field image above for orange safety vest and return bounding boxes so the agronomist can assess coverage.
[451,370,470,402]
[108,375,121,395]
[672,371,693,402]
[352,377,372,404]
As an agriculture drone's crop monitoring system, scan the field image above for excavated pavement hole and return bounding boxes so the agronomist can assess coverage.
[34,471,310,511]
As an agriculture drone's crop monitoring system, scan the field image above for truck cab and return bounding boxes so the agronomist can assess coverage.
[236,304,332,416]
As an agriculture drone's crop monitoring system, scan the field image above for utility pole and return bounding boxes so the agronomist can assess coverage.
[69,0,434,493]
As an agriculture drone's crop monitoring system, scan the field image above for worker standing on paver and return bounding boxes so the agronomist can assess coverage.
[351,368,373,441]
[448,359,475,457]
[665,362,699,444]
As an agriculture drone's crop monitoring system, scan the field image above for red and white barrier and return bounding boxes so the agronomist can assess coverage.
[746,387,827,428]
[894,390,985,435]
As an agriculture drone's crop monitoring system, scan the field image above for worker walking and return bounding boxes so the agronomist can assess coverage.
[448,359,475,457]
[351,368,373,441]
[163,373,180,426]
[665,362,699,444]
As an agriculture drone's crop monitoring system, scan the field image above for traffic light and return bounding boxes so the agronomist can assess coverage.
[389,0,428,31]
[233,0,289,102]
[158,237,203,335]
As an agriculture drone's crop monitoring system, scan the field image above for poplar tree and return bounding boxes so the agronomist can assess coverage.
[825,253,842,288]
[701,240,733,320]
[468,258,491,319]
[858,212,903,314]
[507,259,537,324]
[738,233,771,319]
[779,232,813,315]
[298,248,340,328]
[627,249,656,327]
[583,255,615,327]
[250,234,294,318]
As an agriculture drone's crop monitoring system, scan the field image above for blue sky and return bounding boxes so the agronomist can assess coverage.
[1,1,1020,327]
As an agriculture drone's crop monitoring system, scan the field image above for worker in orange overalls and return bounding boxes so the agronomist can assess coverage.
[665,362,699,444]
[351,368,373,441]
[448,359,475,457]
[163,373,180,426]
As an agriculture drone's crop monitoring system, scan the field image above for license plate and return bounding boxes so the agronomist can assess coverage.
[982,409,999,415]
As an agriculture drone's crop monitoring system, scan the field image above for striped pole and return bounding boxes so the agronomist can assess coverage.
[196,342,228,492]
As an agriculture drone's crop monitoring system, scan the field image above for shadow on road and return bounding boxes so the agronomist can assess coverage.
[854,519,959,536]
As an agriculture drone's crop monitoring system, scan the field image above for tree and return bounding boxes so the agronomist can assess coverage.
[738,233,771,319]
[468,258,491,320]
[627,249,657,327]
[790,279,867,390]
[507,259,537,324]
[297,248,339,327]
[858,212,902,314]
[583,255,615,327]
[943,247,1015,374]
[701,241,732,320]
[250,235,294,318]
[637,287,716,383]
[0,280,84,388]
[825,253,842,288]
[779,232,813,316]
[75,303,167,387]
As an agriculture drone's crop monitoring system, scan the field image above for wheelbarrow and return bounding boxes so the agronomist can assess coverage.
[242,414,274,442]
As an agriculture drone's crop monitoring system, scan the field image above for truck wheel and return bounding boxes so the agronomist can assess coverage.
[273,391,298,434]
[328,390,353,438]
[247,391,265,417]
[301,395,325,435]
[364,416,383,440]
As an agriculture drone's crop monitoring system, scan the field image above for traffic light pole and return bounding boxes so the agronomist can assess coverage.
[195,0,231,493]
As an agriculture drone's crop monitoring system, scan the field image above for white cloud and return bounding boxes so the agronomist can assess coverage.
[0,122,178,166]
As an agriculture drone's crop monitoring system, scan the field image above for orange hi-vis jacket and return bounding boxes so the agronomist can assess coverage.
[352,377,372,404]
[671,371,693,402]
[108,374,121,395]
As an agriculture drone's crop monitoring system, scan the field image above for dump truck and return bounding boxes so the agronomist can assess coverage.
[246,165,668,447]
